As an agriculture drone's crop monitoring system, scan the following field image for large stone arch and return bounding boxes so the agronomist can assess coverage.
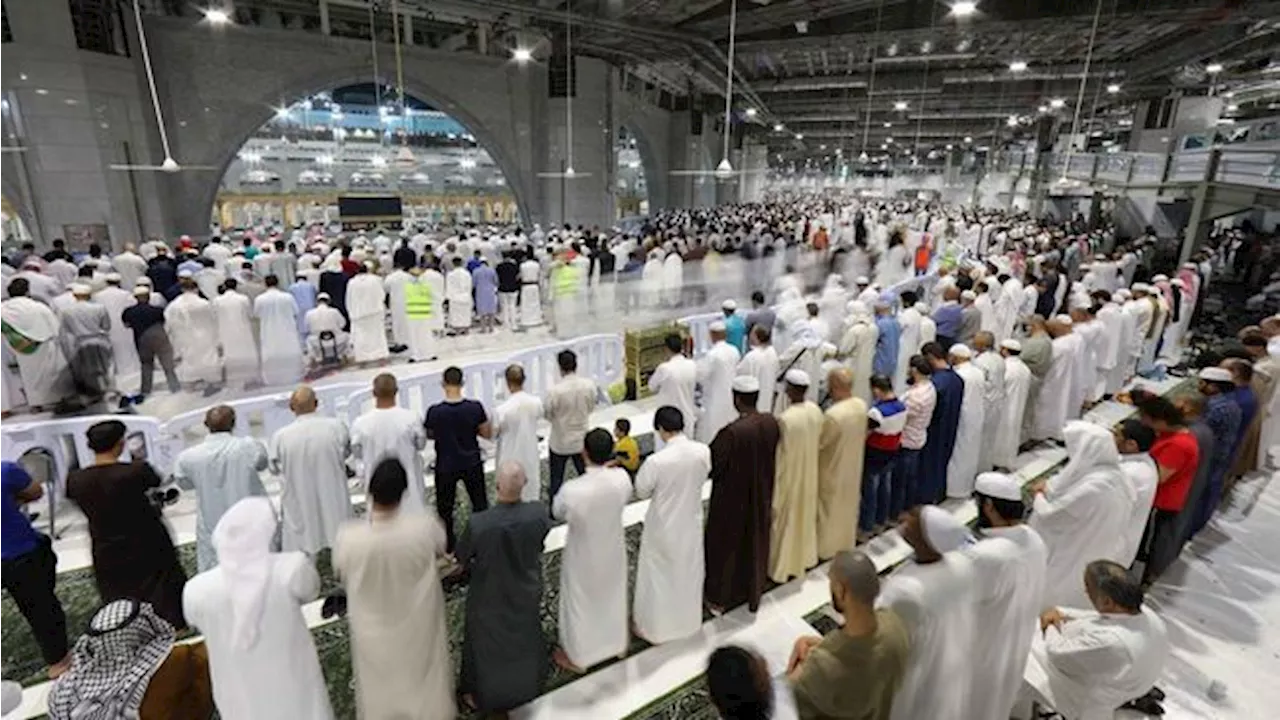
[615,96,671,212]
[141,16,544,236]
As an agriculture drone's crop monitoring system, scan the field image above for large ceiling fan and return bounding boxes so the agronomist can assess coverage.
[110,0,217,173]
[537,0,592,179]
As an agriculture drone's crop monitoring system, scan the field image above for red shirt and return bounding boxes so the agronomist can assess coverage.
[1150,429,1199,511]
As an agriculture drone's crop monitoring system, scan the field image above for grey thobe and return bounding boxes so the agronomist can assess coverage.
[59,301,114,396]
[1019,334,1053,440]
[174,433,269,570]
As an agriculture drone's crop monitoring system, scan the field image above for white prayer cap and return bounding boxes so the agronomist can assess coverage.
[317,292,331,301]
[975,472,1022,502]
[948,343,972,359]
[135,277,152,286]
[1152,274,1169,282]
[1054,314,1074,326]
[1131,282,1150,292]
[105,272,122,282]
[722,299,738,310]
[1199,367,1234,383]
[785,368,811,387]
[920,505,972,553]
[177,269,194,279]
[914,302,929,313]
[69,283,92,295]
[821,342,837,359]
[1000,339,1022,352]
[732,375,760,393]
[855,275,870,285]
[960,290,977,301]
[132,286,151,297]
[709,320,727,333]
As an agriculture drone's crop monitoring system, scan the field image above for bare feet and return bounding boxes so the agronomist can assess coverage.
[552,647,584,674]
[704,601,725,617]
[48,654,72,679]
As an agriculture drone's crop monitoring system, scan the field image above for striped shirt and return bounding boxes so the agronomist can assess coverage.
[900,381,937,450]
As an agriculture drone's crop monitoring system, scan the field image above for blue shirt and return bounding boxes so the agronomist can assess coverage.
[1228,385,1258,443]
[933,302,963,339]
[724,313,747,354]
[2,461,42,560]
[874,315,901,377]
[1204,393,1242,470]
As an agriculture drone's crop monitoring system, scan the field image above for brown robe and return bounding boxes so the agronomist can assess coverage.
[704,410,780,612]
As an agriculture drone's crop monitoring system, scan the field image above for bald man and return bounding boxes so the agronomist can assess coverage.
[787,550,910,720]
[817,367,868,560]
[269,385,354,554]
[456,462,552,714]
[350,373,428,513]
[174,405,269,570]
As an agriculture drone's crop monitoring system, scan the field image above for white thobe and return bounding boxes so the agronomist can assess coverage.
[1031,336,1076,441]
[383,269,412,346]
[695,341,740,444]
[92,286,139,376]
[736,345,779,413]
[446,267,473,329]
[1024,608,1168,720]
[1074,320,1103,405]
[1117,454,1158,567]
[894,307,922,392]
[253,289,303,387]
[268,414,354,554]
[633,435,710,643]
[918,313,936,347]
[641,259,663,302]
[649,354,699,440]
[213,291,261,385]
[964,526,1048,720]
[167,292,224,384]
[775,341,822,410]
[839,319,878,405]
[518,260,543,327]
[203,243,233,273]
[174,434,269,571]
[112,251,149,289]
[421,269,446,332]
[0,296,71,406]
[350,407,427,512]
[975,293,998,334]
[183,552,334,720]
[346,274,390,362]
[946,362,986,497]
[881,553,978,720]
[974,351,1006,472]
[993,357,1032,468]
[996,278,1024,341]
[1109,304,1138,392]
[553,465,633,669]
[494,390,545,502]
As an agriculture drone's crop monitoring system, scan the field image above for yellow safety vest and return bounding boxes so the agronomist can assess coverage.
[552,264,579,298]
[404,281,433,319]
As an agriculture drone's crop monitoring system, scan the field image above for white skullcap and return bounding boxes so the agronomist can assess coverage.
[821,342,837,358]
[69,283,92,295]
[722,299,737,310]
[1055,314,1074,326]
[732,375,760,393]
[961,290,977,301]
[948,343,972,359]
[132,286,151,296]
[855,276,870,285]
[975,472,1023,501]
[317,292,331,301]
[177,269,194,279]
[105,273,122,282]
[920,505,972,553]
[1199,367,1234,383]
[709,320,727,332]
[785,369,811,387]
[1152,274,1169,282]
[1000,339,1022,352]
[135,277,152,286]
[1131,282,1150,292]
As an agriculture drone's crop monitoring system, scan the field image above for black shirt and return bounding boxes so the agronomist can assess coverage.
[121,303,167,346]
[424,399,487,474]
[394,246,417,270]
[496,260,520,292]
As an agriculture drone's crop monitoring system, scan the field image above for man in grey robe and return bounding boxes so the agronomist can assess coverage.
[59,283,115,405]
[1019,314,1054,446]
[456,462,553,713]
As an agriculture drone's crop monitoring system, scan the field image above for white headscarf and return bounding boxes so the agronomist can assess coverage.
[212,497,279,651]
[1050,421,1121,495]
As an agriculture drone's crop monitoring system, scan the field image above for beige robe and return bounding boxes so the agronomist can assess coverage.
[769,400,824,583]
[817,397,868,559]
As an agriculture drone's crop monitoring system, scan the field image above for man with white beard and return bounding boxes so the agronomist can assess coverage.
[212,278,260,389]
[1028,421,1134,608]
[880,505,977,720]
[696,322,740,444]
[649,333,698,444]
[945,344,986,498]
[93,274,139,377]
[971,332,1006,472]
[346,264,390,364]
[965,473,1048,720]
[493,364,544,502]
[737,325,780,413]
[268,386,353,554]
[446,256,474,334]
[253,276,304,387]
[633,406,711,644]
[350,374,428,513]
[992,340,1033,470]
[894,291,923,392]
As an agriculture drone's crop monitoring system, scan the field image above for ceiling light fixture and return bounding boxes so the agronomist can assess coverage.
[951,1,978,17]
[1226,103,1239,112]
[1106,83,1121,94]
[794,133,804,140]
[893,100,908,111]
[1038,105,1049,113]
[963,136,972,143]
[512,48,533,62]
[1049,98,1066,108]
[1008,60,1028,72]
[883,121,892,128]
[745,107,758,117]
[203,8,230,24]
[773,123,784,131]
[1206,62,1224,74]
[1006,115,1019,127]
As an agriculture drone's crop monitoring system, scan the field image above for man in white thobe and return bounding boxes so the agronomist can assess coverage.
[346,265,390,363]
[839,300,878,405]
[1109,289,1139,393]
[1031,318,1080,443]
[174,405,269,571]
[946,344,986,498]
[633,406,711,644]
[183,497,334,720]
[268,386,353,554]
[253,277,304,387]
[649,332,698,444]
[202,237,233,273]
[737,325,780,413]
[212,278,261,388]
[493,364,544,502]
[383,264,413,349]
[972,332,1006,473]
[1115,419,1158,568]
[881,506,978,720]
[695,322,739,445]
[304,292,349,364]
[1021,561,1168,720]
[1092,292,1124,399]
[992,340,1033,469]
[0,278,72,409]
[775,319,824,411]
[965,473,1048,720]
[112,244,149,289]
[349,374,428,512]
[166,277,224,389]
[335,459,454,720]
[552,429,633,672]
[996,274,1024,343]
[1027,421,1134,609]
[446,257,474,332]
[93,274,139,377]
[518,253,543,327]
[894,292,923,392]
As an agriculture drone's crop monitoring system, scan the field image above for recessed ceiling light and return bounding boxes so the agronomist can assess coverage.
[1226,103,1239,112]
[886,137,894,144]
[203,8,230,24]
[512,48,533,62]
[1006,115,1018,127]
[35,89,48,95]
[945,144,954,150]
[951,1,978,17]
[794,133,804,140]
[745,108,758,117]
[1206,62,1224,74]
[893,101,908,111]
[964,136,973,143]
[1049,98,1066,108]
[1038,105,1049,113]
[1106,83,1121,94]
[1008,60,1028,72]
[773,123,784,132]
[274,107,290,119]
[883,121,892,128]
